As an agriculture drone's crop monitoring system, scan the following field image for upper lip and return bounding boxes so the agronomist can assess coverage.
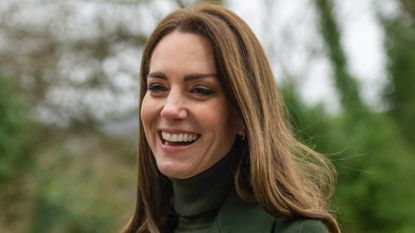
[158,128,199,134]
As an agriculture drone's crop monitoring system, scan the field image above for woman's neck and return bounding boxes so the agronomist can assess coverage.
[170,154,234,217]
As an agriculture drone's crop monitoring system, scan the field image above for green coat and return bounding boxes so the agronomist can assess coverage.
[207,192,328,233]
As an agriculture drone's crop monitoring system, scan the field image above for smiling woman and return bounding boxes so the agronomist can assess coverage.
[141,31,243,179]
[123,3,340,233]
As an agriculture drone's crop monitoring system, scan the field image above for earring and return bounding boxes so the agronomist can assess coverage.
[241,132,246,141]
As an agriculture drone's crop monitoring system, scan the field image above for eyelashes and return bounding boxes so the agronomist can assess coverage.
[191,86,214,96]
[147,83,167,93]
[146,83,215,98]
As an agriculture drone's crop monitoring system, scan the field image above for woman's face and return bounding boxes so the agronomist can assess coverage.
[141,31,242,179]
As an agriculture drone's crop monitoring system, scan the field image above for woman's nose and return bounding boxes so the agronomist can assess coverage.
[160,92,187,120]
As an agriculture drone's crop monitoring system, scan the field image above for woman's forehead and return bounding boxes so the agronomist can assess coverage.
[148,31,216,75]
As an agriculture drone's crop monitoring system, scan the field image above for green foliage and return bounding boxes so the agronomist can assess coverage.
[28,134,136,233]
[285,85,415,233]
[382,9,415,145]
[0,75,34,183]
[306,0,415,232]
[330,114,415,233]
[314,0,364,114]
[0,80,135,232]
[31,149,108,233]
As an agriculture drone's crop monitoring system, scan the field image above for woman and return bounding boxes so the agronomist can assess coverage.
[123,3,340,233]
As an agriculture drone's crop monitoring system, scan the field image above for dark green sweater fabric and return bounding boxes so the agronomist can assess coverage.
[171,155,233,233]
[170,154,329,233]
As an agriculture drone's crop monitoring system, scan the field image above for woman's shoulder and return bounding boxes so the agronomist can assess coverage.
[273,218,328,233]
[213,191,328,233]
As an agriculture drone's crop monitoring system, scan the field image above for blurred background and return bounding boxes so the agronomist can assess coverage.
[1,0,414,232]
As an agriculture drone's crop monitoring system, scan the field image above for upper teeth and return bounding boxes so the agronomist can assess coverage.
[161,132,198,142]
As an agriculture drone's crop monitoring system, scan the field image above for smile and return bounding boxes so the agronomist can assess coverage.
[160,131,200,146]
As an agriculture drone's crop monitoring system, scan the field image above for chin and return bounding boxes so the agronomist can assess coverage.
[156,161,190,179]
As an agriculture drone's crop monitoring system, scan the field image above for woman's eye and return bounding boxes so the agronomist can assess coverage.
[147,83,167,93]
[192,86,214,97]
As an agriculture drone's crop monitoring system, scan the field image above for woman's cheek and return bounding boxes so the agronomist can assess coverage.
[140,95,155,132]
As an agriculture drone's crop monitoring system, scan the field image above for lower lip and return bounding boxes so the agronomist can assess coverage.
[159,138,196,154]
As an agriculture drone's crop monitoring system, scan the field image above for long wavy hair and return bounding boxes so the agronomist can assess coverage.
[123,3,340,233]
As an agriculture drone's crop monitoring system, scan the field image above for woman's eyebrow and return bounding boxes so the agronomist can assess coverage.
[147,71,217,81]
[147,71,167,79]
[184,73,217,81]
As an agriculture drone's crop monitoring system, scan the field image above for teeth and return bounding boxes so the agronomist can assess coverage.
[161,131,198,142]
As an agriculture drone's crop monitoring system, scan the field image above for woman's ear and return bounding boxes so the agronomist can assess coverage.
[237,127,245,137]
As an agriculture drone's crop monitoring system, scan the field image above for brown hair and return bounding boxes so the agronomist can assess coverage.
[123,3,340,233]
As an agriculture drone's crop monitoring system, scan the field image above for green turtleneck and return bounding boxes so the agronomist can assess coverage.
[170,155,233,233]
